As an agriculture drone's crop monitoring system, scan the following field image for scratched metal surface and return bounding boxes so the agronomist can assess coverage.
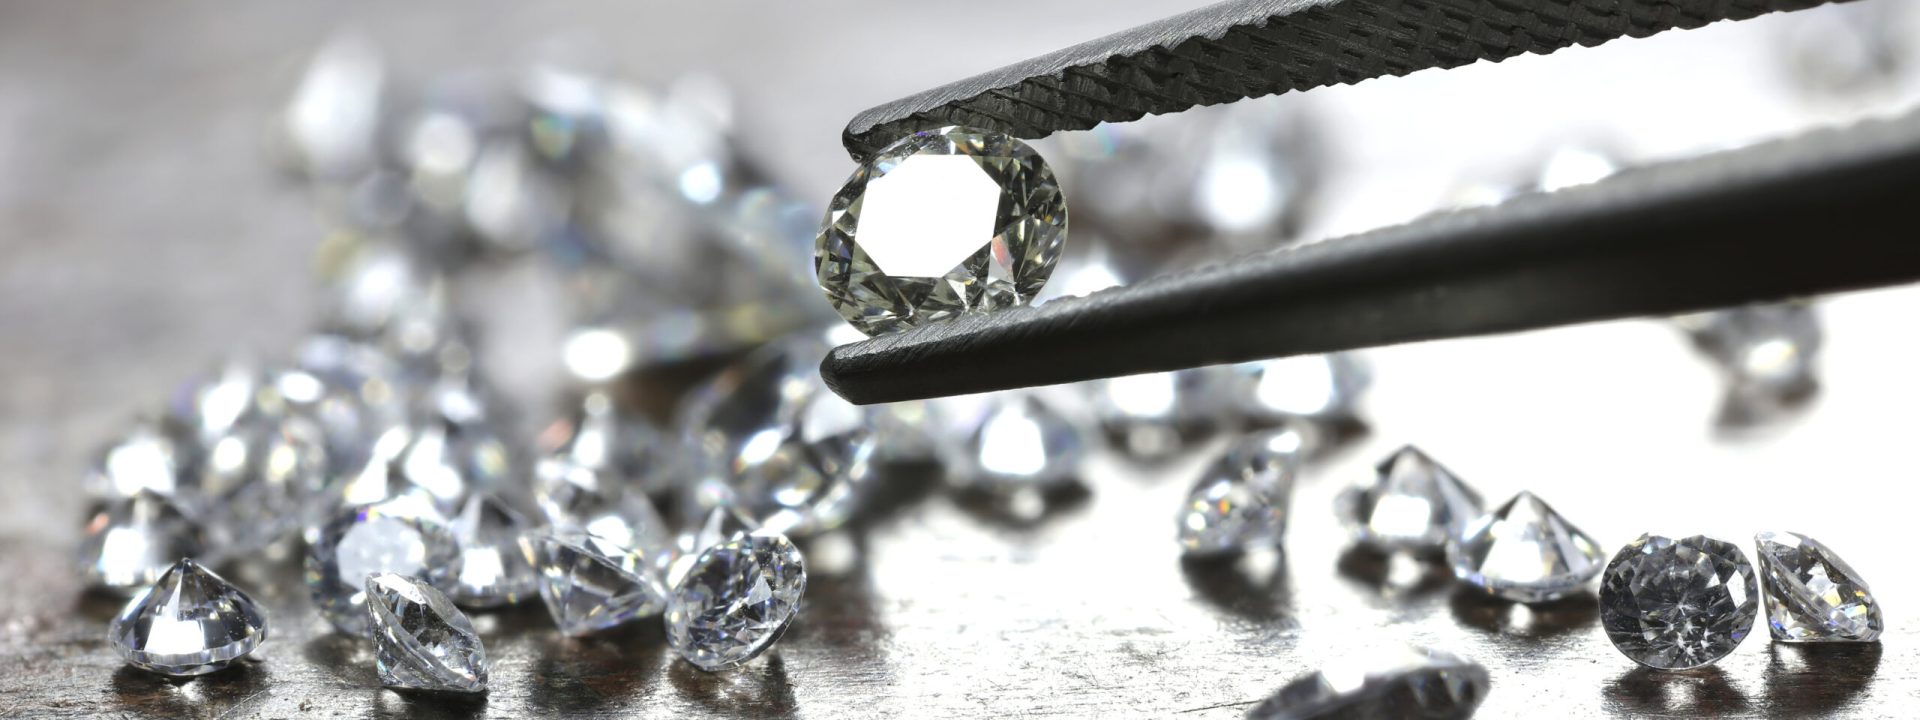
[4,1,1920,718]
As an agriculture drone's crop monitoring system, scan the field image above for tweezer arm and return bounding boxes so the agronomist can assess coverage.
[843,0,1837,161]
[823,110,1920,405]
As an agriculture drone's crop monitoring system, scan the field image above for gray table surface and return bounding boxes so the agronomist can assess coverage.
[4,1,1919,718]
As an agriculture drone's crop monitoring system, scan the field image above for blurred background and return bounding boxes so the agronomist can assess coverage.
[4,1,1920,717]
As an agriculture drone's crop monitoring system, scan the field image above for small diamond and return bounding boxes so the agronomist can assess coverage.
[1685,302,1821,394]
[80,491,208,593]
[1246,647,1488,720]
[533,454,673,558]
[666,529,807,671]
[335,421,508,514]
[109,559,269,676]
[1176,428,1301,557]
[192,410,331,547]
[364,573,489,694]
[944,392,1086,494]
[1337,446,1483,553]
[1232,353,1369,425]
[545,392,686,495]
[306,495,461,635]
[1092,367,1233,458]
[1600,534,1758,670]
[85,416,194,499]
[1754,531,1882,642]
[448,495,538,608]
[666,506,759,588]
[530,530,669,636]
[815,126,1068,336]
[292,335,412,472]
[1447,491,1606,603]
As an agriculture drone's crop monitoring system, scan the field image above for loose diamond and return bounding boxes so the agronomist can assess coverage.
[1246,647,1489,720]
[306,495,461,635]
[109,559,269,676]
[944,392,1086,494]
[1176,428,1301,557]
[665,506,759,588]
[192,410,331,547]
[533,454,673,558]
[364,573,489,694]
[1092,367,1233,458]
[815,126,1068,336]
[530,530,669,635]
[1447,491,1606,603]
[1233,353,1369,425]
[80,491,208,593]
[1685,302,1821,394]
[1600,534,1758,670]
[335,421,508,514]
[448,495,538,608]
[1337,446,1483,553]
[1754,531,1882,642]
[545,392,686,495]
[84,416,194,499]
[666,529,807,672]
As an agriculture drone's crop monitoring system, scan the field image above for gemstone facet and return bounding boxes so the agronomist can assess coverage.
[1447,491,1606,603]
[306,495,461,635]
[448,494,538,608]
[1754,531,1882,642]
[109,559,269,676]
[530,530,669,635]
[1337,446,1482,553]
[80,491,208,593]
[816,126,1068,336]
[1246,647,1489,720]
[1176,428,1301,557]
[666,530,807,671]
[666,506,760,588]
[1600,534,1758,670]
[365,573,489,693]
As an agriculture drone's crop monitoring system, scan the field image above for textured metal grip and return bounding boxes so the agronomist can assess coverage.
[843,0,1842,161]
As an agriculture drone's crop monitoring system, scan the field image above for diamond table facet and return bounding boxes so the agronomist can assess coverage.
[666,529,807,672]
[1600,534,1758,670]
[1754,530,1882,642]
[1447,491,1606,603]
[1245,647,1488,720]
[815,126,1067,336]
[108,558,269,677]
[365,572,489,694]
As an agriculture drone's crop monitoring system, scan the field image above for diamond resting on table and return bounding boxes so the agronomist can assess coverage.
[108,558,269,677]
[1754,531,1882,642]
[1245,647,1489,720]
[1176,428,1302,557]
[364,573,489,694]
[1337,446,1483,553]
[305,494,461,635]
[667,529,807,672]
[1447,491,1606,603]
[530,530,669,636]
[1600,534,1758,670]
[815,126,1068,336]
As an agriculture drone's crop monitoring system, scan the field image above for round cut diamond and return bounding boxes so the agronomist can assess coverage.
[1176,428,1301,557]
[1247,647,1488,720]
[305,495,461,635]
[815,126,1068,336]
[1754,530,1882,642]
[80,491,208,593]
[1337,446,1482,553]
[448,494,538,608]
[109,559,269,677]
[666,530,807,672]
[1447,491,1606,603]
[364,573,489,694]
[530,530,669,636]
[1600,534,1757,670]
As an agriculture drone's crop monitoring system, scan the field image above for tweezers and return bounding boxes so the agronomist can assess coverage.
[822,0,1907,405]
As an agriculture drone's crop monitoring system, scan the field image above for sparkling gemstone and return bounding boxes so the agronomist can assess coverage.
[666,529,807,671]
[335,421,508,514]
[679,339,878,535]
[1447,491,1606,603]
[306,495,461,635]
[1246,647,1488,720]
[530,530,669,635]
[815,126,1068,336]
[666,506,760,588]
[80,492,208,593]
[1176,428,1302,557]
[533,454,673,557]
[447,495,538,608]
[1600,534,1758,670]
[1754,531,1882,642]
[293,334,412,470]
[85,416,194,499]
[195,412,331,547]
[1337,446,1483,553]
[1091,367,1233,458]
[108,559,269,677]
[544,392,686,495]
[1684,302,1822,394]
[364,573,489,694]
[1233,353,1369,425]
[943,392,1086,494]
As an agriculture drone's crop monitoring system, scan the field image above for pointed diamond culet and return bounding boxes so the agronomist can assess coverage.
[1176,428,1300,557]
[667,529,807,672]
[1246,647,1488,720]
[365,573,488,694]
[531,530,668,636]
[1447,491,1606,603]
[815,126,1068,336]
[1754,531,1882,643]
[109,558,269,677]
[1600,534,1758,670]
[305,495,461,635]
[1337,446,1482,553]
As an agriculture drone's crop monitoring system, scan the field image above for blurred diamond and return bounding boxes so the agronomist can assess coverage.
[1246,647,1488,720]
[448,495,537,608]
[280,33,385,182]
[306,495,461,635]
[1600,534,1757,670]
[1754,531,1882,642]
[336,420,508,514]
[1233,353,1369,425]
[1092,367,1233,458]
[79,491,208,593]
[667,529,807,672]
[666,506,759,588]
[1337,446,1483,553]
[365,573,489,693]
[1176,428,1301,557]
[1447,491,1605,603]
[816,126,1068,336]
[944,392,1086,494]
[85,416,194,500]
[546,392,685,495]
[533,453,673,560]
[109,559,269,677]
[530,530,668,636]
